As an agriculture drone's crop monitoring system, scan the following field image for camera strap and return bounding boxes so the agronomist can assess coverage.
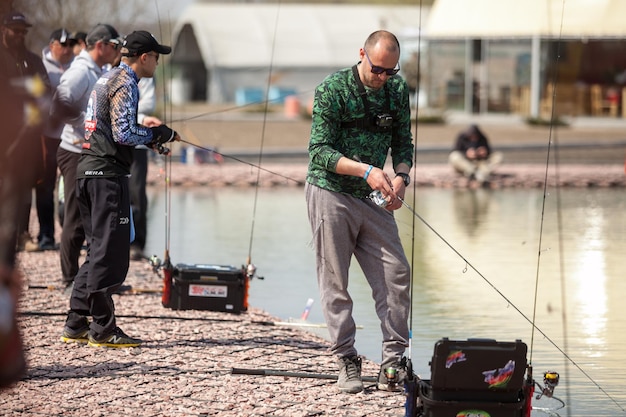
[341,64,391,130]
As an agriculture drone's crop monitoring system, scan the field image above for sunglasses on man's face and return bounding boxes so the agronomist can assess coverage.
[58,41,76,48]
[364,49,400,76]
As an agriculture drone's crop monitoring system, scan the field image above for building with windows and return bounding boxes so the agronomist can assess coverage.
[425,0,626,118]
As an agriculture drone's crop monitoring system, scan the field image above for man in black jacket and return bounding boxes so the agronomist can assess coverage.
[0,10,48,388]
[449,124,503,185]
[0,11,51,252]
[60,31,178,348]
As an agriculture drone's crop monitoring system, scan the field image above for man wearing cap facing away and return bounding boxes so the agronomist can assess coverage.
[33,28,76,252]
[60,30,177,348]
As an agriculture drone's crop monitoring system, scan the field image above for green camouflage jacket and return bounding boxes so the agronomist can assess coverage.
[306,65,413,198]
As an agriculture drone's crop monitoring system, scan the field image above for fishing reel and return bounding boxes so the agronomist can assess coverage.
[382,366,401,390]
[148,255,163,274]
[369,190,389,207]
[154,143,170,155]
[245,263,264,280]
[535,370,560,399]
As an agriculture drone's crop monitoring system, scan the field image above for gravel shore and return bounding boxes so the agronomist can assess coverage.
[7,248,406,416]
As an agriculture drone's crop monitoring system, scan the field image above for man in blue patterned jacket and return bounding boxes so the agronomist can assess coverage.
[60,31,178,349]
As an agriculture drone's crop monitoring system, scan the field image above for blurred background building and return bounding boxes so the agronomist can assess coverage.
[425,0,626,119]
[169,3,423,107]
[8,0,626,119]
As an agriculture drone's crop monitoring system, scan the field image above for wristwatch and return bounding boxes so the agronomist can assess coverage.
[396,172,410,187]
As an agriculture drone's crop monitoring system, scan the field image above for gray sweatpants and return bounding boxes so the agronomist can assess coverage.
[305,183,410,366]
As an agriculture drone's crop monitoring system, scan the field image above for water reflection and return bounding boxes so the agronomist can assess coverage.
[145,186,626,416]
[452,188,493,237]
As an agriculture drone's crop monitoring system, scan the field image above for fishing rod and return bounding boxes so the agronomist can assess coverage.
[231,367,378,383]
[153,0,176,307]
[242,1,283,281]
[538,1,574,414]
[399,1,425,414]
[19,310,242,323]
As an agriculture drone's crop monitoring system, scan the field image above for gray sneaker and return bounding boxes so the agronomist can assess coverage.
[377,361,407,392]
[337,355,363,393]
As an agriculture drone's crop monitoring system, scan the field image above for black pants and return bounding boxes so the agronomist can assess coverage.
[67,176,131,340]
[129,148,148,250]
[34,137,60,242]
[57,148,83,283]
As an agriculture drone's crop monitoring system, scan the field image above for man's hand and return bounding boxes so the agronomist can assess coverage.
[366,166,397,203]
[385,176,405,211]
[142,116,162,128]
[150,124,178,145]
[475,146,488,159]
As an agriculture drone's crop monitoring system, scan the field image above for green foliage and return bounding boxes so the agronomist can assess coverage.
[525,116,569,127]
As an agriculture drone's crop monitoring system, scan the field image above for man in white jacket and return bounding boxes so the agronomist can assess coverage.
[130,77,161,261]
[50,23,121,286]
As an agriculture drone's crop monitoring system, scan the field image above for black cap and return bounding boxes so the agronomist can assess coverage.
[50,28,72,44]
[121,30,171,57]
[71,31,87,43]
[85,23,120,46]
[2,11,32,27]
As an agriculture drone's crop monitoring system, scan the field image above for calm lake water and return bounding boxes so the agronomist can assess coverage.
[145,186,626,417]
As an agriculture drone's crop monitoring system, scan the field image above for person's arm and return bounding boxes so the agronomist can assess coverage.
[137,77,157,125]
[110,80,153,147]
[389,77,414,175]
[50,68,89,124]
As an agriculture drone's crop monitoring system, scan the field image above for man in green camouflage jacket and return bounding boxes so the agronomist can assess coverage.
[305,30,414,394]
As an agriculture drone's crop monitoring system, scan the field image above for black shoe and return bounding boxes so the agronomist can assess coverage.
[88,327,142,348]
[113,285,133,295]
[60,317,90,344]
[39,237,58,251]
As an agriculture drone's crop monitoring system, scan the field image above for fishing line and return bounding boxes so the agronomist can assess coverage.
[176,139,300,184]
[245,1,283,271]
[167,90,316,125]
[396,196,624,412]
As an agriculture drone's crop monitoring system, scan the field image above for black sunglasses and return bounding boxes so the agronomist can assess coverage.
[364,49,400,76]
[107,41,120,50]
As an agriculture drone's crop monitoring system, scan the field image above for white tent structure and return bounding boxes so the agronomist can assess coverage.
[170,3,426,104]
[426,0,626,117]
[428,0,626,39]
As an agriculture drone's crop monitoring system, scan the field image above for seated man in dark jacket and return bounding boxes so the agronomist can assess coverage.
[449,124,503,184]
